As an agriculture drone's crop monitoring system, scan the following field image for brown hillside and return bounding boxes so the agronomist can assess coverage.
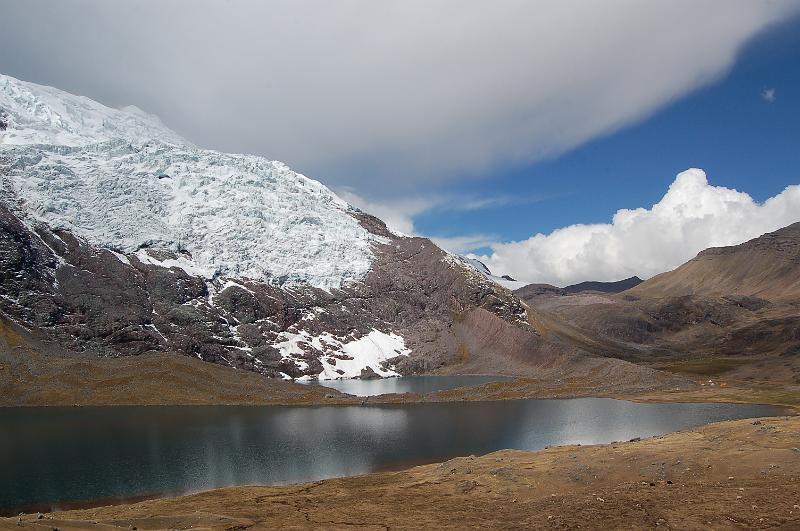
[630,222,800,301]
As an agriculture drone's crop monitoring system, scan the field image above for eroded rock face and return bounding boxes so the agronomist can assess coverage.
[0,205,536,379]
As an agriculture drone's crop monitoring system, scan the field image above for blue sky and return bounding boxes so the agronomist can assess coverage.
[417,13,800,254]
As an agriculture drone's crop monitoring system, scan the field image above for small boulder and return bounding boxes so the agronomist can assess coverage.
[456,480,477,494]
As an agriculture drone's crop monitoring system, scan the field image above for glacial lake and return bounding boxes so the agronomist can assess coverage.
[0,399,784,514]
[301,374,513,396]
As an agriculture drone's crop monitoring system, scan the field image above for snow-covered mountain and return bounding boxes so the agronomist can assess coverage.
[1,75,377,290]
[0,75,185,147]
[0,74,587,382]
[464,257,526,290]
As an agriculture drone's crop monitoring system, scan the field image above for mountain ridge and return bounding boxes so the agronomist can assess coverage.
[630,222,800,301]
[515,276,644,299]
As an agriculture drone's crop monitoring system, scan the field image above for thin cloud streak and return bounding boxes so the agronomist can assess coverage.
[338,187,541,238]
[431,234,500,255]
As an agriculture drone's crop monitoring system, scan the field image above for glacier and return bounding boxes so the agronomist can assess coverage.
[0,74,379,290]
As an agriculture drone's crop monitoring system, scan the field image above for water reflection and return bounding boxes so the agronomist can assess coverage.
[0,399,782,513]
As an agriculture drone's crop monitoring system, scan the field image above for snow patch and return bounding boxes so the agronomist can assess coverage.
[108,250,131,266]
[301,307,327,321]
[134,249,212,278]
[462,255,526,290]
[321,330,410,380]
[218,279,257,296]
[274,328,410,380]
[145,323,168,343]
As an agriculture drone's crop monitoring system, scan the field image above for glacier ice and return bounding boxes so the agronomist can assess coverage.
[0,74,380,290]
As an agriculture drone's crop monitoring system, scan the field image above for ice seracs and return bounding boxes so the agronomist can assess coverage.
[0,74,185,147]
[0,73,380,290]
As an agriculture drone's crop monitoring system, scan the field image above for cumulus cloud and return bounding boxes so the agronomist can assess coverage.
[761,87,777,103]
[477,169,800,286]
[0,1,797,195]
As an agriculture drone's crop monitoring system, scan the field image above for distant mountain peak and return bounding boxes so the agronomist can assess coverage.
[464,257,525,289]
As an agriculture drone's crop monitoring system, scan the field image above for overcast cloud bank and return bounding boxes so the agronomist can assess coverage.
[1,1,797,195]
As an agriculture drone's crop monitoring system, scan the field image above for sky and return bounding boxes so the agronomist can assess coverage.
[1,1,799,285]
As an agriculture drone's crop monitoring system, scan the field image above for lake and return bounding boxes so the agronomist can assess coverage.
[0,399,784,514]
[301,374,513,396]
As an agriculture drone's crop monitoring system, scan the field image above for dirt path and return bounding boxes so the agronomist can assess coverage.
[5,416,799,530]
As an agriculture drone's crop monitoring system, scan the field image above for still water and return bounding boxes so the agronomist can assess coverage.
[302,375,513,396]
[0,399,783,513]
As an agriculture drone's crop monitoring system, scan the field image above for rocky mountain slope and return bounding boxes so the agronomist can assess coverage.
[1,74,674,389]
[0,316,354,407]
[516,224,800,384]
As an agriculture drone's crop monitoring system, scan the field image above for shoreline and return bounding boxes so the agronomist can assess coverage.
[1,393,797,413]
[3,379,799,412]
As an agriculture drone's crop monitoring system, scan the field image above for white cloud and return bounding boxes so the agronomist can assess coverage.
[477,169,800,286]
[761,87,777,103]
[1,1,797,193]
